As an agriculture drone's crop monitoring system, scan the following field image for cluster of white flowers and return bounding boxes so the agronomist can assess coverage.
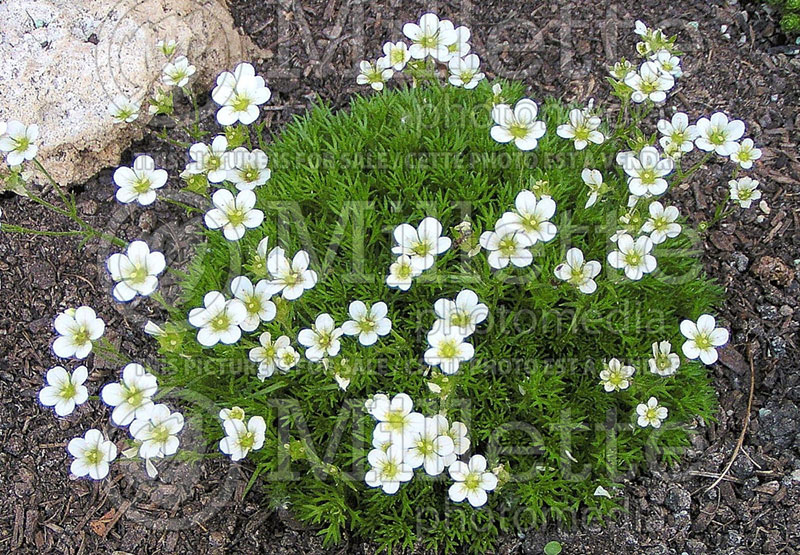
[387,217,451,290]
[357,13,484,92]
[219,407,266,461]
[424,289,487,374]
[364,393,496,506]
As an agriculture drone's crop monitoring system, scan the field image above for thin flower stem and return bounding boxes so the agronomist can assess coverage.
[1,224,88,238]
[33,159,73,209]
[672,152,713,189]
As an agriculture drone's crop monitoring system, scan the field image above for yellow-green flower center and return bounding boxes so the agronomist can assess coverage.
[133,177,153,194]
[464,473,481,490]
[84,446,104,465]
[694,333,712,350]
[438,339,459,359]
[508,123,529,139]
[232,93,252,113]
[211,314,231,332]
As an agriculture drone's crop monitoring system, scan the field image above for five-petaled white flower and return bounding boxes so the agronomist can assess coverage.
[264,247,318,300]
[441,420,471,466]
[448,54,484,89]
[161,55,196,87]
[490,99,547,151]
[621,146,674,196]
[249,332,297,379]
[188,291,247,347]
[695,112,745,156]
[368,393,425,442]
[431,289,488,337]
[365,445,414,494]
[555,248,602,294]
[113,155,168,206]
[386,255,423,291]
[500,190,558,244]
[648,340,680,376]
[479,222,534,269]
[657,113,697,155]
[448,454,498,507]
[641,201,681,244]
[636,397,668,428]
[205,189,264,241]
[356,59,394,91]
[0,120,39,166]
[402,12,457,61]
[404,415,455,476]
[424,330,474,374]
[392,217,452,271]
[680,314,729,365]
[106,240,166,302]
[441,22,471,60]
[186,135,230,183]
[39,365,89,416]
[68,429,117,480]
[624,61,674,103]
[581,168,604,208]
[220,416,266,461]
[107,95,141,124]
[298,313,344,362]
[53,306,105,359]
[342,301,392,346]
[230,276,276,332]
[130,403,184,459]
[211,62,272,126]
[607,234,657,281]
[599,358,635,392]
[101,362,158,426]
[650,49,682,78]
[556,108,605,150]
[225,147,271,190]
[729,138,762,169]
[729,177,761,208]
[379,41,412,71]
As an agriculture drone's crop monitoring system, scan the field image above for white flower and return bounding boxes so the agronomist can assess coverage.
[205,189,264,241]
[599,358,635,392]
[634,20,649,36]
[490,99,547,151]
[729,177,762,208]
[424,330,474,374]
[657,113,697,155]
[264,247,318,300]
[188,291,247,347]
[298,313,343,362]
[225,147,271,190]
[680,314,729,365]
[650,49,682,78]
[625,61,674,103]
[144,320,164,336]
[130,403,184,459]
[621,146,674,196]
[402,13,457,61]
[249,332,296,379]
[607,234,657,281]
[431,289,488,337]
[356,59,393,91]
[368,392,425,441]
[0,120,39,166]
[230,276,276,332]
[641,201,681,244]
[500,190,558,244]
[581,168,603,208]
[106,240,166,301]
[441,23,471,60]
[113,155,168,206]
[448,54,484,89]
[555,248,602,294]
[101,363,158,426]
[636,397,668,428]
[386,254,422,291]
[211,62,272,126]
[391,217,452,271]
[67,429,117,480]
[365,445,414,494]
[39,365,89,416]
[107,95,141,124]
[695,112,745,156]
[342,301,391,346]
[404,415,455,476]
[479,223,533,269]
[379,41,411,71]
[186,135,230,183]
[730,139,762,169]
[556,108,605,150]
[219,406,245,422]
[53,306,105,359]
[220,416,266,461]
[648,341,680,376]
[441,421,471,466]
[161,55,196,87]
[448,454,498,507]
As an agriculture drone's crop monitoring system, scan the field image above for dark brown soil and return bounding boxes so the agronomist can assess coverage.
[2,0,799,553]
